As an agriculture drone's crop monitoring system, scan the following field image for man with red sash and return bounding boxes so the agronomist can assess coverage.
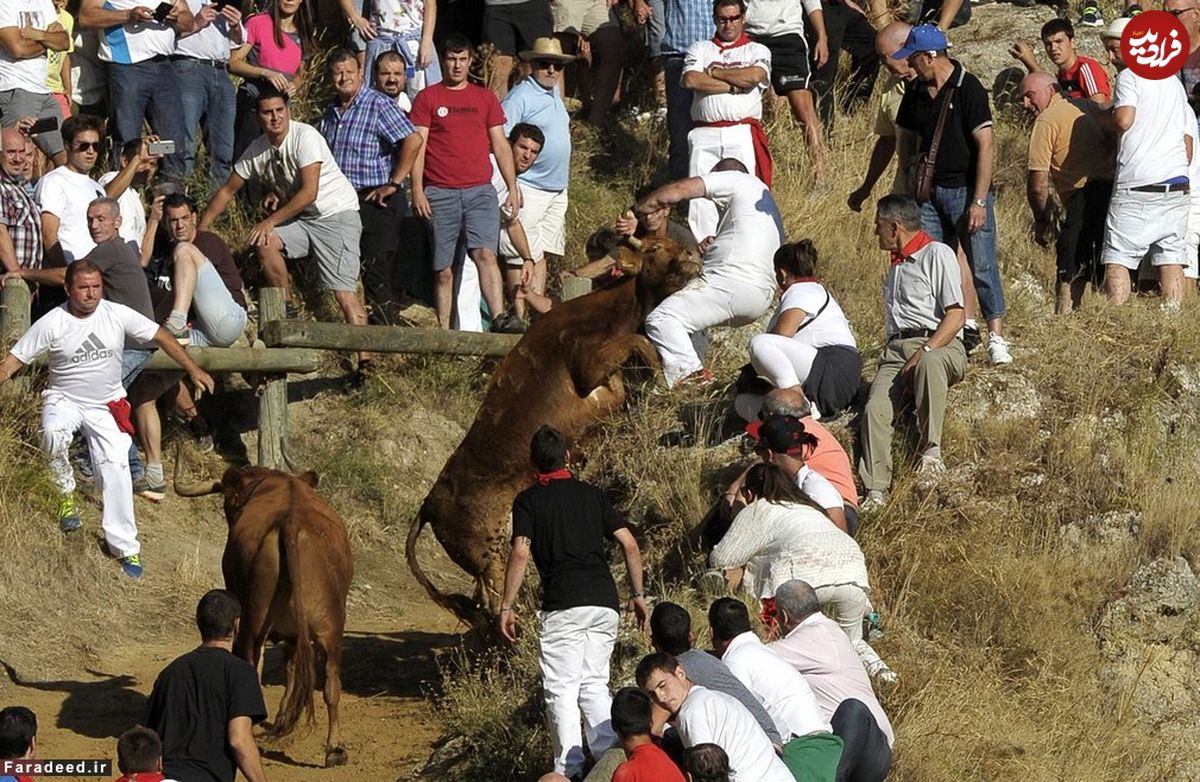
[859,194,966,511]
[499,424,649,780]
[681,0,772,241]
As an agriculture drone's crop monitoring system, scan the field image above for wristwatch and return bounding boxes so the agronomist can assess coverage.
[921,344,932,353]
[972,197,987,208]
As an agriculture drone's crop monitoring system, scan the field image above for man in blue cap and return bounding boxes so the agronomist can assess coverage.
[894,23,1012,367]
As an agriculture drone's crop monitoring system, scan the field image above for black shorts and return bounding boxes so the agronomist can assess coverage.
[483,0,554,55]
[752,33,811,94]
[1056,179,1112,284]
[804,345,862,419]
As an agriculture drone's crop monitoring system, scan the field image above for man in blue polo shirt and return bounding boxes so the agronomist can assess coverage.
[319,48,424,327]
[502,38,572,318]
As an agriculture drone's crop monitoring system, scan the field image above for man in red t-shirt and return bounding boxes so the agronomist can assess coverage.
[611,687,686,782]
[1009,18,1111,104]
[410,34,522,332]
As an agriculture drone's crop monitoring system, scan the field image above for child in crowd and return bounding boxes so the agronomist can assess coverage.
[114,726,174,782]
[683,744,731,782]
[0,706,37,782]
[611,687,685,782]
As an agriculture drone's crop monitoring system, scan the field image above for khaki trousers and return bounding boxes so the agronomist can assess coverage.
[859,337,966,492]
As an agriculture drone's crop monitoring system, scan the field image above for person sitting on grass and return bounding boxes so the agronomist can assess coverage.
[114,725,176,782]
[683,744,730,782]
[0,706,37,782]
[611,686,686,781]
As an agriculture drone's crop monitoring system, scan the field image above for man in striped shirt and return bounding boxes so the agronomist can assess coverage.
[0,128,42,275]
[318,48,424,326]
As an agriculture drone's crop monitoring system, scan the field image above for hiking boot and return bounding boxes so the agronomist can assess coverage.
[1079,4,1103,24]
[987,333,1013,366]
[861,490,887,511]
[490,312,527,334]
[166,322,190,346]
[120,554,144,579]
[134,475,166,502]
[679,367,716,387]
[58,494,82,532]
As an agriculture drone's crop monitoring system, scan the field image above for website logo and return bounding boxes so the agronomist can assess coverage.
[1123,10,1188,80]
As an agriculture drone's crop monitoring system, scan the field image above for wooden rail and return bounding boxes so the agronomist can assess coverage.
[261,320,521,356]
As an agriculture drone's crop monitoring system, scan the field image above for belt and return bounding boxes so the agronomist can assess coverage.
[1131,183,1190,193]
[169,54,228,69]
[888,328,935,342]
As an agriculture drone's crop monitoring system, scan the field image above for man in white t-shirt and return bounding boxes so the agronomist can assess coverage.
[200,88,373,370]
[79,0,193,177]
[682,0,772,240]
[97,138,159,253]
[635,162,784,386]
[0,259,213,578]
[636,651,795,782]
[709,598,844,782]
[0,0,70,165]
[1100,17,1194,306]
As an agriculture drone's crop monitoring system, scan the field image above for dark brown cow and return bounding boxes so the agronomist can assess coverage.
[176,464,353,768]
[406,237,701,626]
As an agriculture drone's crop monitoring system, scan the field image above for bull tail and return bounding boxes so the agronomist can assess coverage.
[406,512,493,634]
[271,515,317,738]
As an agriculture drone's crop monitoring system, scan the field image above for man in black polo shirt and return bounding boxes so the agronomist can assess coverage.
[499,425,648,781]
[895,24,1011,367]
[146,589,268,782]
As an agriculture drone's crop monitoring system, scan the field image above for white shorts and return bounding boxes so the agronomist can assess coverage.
[1102,187,1190,270]
[500,185,568,265]
[686,124,756,241]
[1186,188,1200,279]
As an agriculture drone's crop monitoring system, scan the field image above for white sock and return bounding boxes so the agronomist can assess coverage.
[166,310,187,331]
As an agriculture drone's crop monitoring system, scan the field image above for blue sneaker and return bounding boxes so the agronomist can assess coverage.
[58,494,82,532]
[120,554,143,579]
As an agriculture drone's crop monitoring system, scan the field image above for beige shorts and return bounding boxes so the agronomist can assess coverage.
[500,185,568,265]
[551,0,617,36]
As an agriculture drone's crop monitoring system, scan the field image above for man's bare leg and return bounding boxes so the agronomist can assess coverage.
[471,247,509,320]
[256,235,291,291]
[785,88,826,179]
[434,267,455,328]
[1056,279,1086,314]
[333,289,373,364]
[1159,264,1185,303]
[503,265,525,319]
[1105,264,1132,304]
[165,243,209,333]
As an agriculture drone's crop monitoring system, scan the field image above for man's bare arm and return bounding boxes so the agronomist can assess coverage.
[635,177,707,215]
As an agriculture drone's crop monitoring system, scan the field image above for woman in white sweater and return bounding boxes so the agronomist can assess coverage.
[711,462,893,680]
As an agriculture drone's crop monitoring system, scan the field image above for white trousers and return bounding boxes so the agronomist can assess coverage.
[814,583,887,675]
[645,275,774,386]
[539,605,619,777]
[41,391,140,557]
[453,255,483,332]
[748,332,818,389]
[687,124,756,241]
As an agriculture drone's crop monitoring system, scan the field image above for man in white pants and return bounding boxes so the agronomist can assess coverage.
[636,160,784,386]
[0,259,213,578]
[682,0,772,241]
[499,425,648,779]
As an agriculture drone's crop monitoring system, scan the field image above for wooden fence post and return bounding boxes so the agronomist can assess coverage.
[1,278,31,347]
[257,288,287,469]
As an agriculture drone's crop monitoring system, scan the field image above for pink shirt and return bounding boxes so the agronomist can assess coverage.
[243,13,303,75]
[769,612,894,746]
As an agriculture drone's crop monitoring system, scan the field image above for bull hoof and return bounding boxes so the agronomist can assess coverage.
[325,747,349,767]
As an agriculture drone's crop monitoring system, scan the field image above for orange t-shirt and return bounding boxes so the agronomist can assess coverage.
[801,416,858,509]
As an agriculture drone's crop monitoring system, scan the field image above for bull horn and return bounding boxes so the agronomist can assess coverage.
[281,439,299,474]
[623,235,643,250]
[172,444,222,497]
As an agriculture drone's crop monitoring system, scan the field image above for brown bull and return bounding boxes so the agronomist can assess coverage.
[406,236,701,626]
[177,463,353,768]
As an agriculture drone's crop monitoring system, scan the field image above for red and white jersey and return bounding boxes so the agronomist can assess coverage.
[683,36,771,124]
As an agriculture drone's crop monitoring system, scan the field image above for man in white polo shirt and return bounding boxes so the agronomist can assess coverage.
[173,0,243,186]
[710,597,844,782]
[79,0,193,178]
[1100,17,1194,306]
[635,161,783,386]
[682,0,772,240]
[636,651,796,782]
[0,0,70,165]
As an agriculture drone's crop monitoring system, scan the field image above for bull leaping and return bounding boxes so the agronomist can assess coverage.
[406,236,702,629]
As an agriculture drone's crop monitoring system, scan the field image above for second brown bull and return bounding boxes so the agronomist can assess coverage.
[406,236,701,626]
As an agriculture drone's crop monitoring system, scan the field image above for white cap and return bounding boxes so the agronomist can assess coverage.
[1103,16,1129,40]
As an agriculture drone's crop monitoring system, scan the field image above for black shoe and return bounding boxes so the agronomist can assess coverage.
[962,325,982,355]
[490,312,527,334]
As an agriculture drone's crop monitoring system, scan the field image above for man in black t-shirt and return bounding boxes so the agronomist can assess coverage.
[146,589,269,782]
[895,24,1012,368]
[499,425,649,781]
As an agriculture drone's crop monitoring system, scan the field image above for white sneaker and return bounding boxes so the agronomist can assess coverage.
[861,490,887,510]
[915,453,945,491]
[987,333,1013,365]
[867,660,900,686]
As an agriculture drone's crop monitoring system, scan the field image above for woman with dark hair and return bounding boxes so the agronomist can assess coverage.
[744,239,862,420]
[229,0,314,157]
[711,463,893,680]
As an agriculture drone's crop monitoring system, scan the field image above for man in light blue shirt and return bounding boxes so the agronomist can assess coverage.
[501,38,573,309]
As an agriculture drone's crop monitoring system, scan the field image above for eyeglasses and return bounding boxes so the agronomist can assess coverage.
[535,59,565,71]
[716,13,743,23]
[1168,6,1198,15]
[73,141,101,152]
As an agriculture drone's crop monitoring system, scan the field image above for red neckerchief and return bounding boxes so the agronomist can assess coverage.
[712,32,751,50]
[890,231,934,266]
[533,469,573,485]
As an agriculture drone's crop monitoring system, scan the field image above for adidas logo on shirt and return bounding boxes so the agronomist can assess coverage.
[71,333,114,364]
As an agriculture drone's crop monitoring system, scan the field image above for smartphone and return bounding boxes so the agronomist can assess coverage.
[152,2,173,23]
[147,139,176,156]
[28,116,59,135]
[213,0,232,9]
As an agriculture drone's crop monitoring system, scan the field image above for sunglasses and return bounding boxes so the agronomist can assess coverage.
[716,13,743,23]
[73,141,102,152]
[535,59,565,71]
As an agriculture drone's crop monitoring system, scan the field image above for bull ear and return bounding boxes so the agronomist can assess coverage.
[298,470,319,488]
[614,246,643,276]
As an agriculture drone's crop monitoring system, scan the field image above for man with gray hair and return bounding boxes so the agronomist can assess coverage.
[769,580,894,782]
[860,194,965,509]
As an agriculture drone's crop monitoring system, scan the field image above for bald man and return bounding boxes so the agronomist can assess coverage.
[1020,70,1115,313]
[847,22,919,212]
[0,126,43,273]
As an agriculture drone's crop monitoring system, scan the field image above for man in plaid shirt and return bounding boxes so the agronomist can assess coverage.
[0,127,43,275]
[662,0,715,179]
[318,48,424,327]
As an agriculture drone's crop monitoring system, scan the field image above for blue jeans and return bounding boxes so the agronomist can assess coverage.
[921,186,1006,322]
[663,54,694,181]
[175,58,235,186]
[107,59,186,177]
